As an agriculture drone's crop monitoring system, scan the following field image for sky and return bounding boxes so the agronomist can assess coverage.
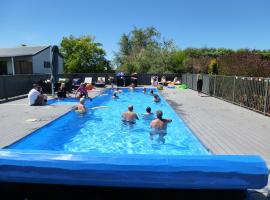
[1,0,270,60]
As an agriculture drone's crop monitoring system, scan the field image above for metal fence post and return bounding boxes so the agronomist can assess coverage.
[232,76,236,102]
[191,74,193,89]
[263,79,269,115]
[213,74,216,96]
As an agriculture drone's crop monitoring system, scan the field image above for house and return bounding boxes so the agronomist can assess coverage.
[0,46,63,75]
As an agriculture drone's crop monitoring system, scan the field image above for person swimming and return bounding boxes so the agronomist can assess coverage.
[116,87,122,93]
[150,89,154,95]
[130,83,135,91]
[75,98,86,113]
[150,110,172,144]
[153,94,161,102]
[143,87,147,93]
[112,91,119,99]
[122,105,139,124]
[143,106,154,120]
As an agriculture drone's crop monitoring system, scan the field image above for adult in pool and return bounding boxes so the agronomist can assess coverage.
[150,110,172,144]
[122,105,139,124]
[153,94,161,102]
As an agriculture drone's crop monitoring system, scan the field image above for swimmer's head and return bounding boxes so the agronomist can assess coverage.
[156,110,163,119]
[80,98,85,104]
[128,105,133,111]
[146,106,151,113]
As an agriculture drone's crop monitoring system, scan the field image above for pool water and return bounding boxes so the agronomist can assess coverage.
[9,88,209,155]
[48,98,79,105]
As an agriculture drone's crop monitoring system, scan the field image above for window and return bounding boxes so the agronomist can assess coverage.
[0,61,7,75]
[44,61,50,68]
[15,61,33,74]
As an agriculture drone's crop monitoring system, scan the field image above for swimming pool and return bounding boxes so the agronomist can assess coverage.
[9,88,209,155]
[0,88,268,189]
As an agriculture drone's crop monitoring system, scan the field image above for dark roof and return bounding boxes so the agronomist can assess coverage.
[0,46,50,58]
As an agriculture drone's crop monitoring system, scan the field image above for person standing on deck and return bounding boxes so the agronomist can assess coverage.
[197,71,203,96]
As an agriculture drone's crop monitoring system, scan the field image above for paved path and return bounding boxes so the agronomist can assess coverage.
[161,88,270,198]
[0,89,103,148]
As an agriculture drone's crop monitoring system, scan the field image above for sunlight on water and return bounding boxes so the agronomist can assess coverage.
[9,88,209,155]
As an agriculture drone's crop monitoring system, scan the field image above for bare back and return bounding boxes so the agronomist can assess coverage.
[122,111,138,122]
[150,118,172,130]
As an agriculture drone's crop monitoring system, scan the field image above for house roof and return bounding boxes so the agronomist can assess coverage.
[0,46,50,58]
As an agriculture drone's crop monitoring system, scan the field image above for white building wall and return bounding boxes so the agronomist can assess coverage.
[32,47,51,74]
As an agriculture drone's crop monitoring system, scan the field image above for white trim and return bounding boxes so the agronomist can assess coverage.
[11,57,15,75]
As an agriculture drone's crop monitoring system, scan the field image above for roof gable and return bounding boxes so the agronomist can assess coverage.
[0,46,50,57]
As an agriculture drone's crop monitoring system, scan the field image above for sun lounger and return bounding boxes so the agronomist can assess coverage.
[95,77,106,87]
[84,77,93,84]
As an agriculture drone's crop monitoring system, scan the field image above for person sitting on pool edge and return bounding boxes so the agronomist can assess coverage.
[122,105,139,124]
[75,98,86,113]
[28,84,47,106]
[57,83,69,99]
[150,110,172,144]
[153,94,161,102]
[75,83,88,98]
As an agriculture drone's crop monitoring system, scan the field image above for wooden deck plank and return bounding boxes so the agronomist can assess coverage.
[161,88,270,165]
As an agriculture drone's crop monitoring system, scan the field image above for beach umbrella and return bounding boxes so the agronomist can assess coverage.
[50,45,59,96]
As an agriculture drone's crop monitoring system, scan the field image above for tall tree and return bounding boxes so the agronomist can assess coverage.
[60,35,111,73]
[115,27,183,74]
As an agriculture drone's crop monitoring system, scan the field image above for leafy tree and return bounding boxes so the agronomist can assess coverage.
[60,35,111,73]
[208,58,218,74]
[115,27,184,74]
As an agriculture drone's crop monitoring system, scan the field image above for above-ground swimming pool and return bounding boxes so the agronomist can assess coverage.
[10,88,209,156]
[0,88,268,189]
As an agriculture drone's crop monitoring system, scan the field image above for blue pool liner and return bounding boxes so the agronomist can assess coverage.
[0,150,268,189]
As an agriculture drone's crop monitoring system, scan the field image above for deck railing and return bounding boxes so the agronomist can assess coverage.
[182,74,270,116]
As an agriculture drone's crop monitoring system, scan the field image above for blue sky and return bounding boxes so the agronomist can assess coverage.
[1,0,269,60]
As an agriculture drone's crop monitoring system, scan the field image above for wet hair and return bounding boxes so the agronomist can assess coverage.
[154,94,159,98]
[156,110,163,119]
[146,107,151,113]
[128,105,133,111]
[150,89,154,94]
[80,98,85,104]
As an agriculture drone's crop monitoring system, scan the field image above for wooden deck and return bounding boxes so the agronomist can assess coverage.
[161,88,270,163]
[161,88,270,198]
